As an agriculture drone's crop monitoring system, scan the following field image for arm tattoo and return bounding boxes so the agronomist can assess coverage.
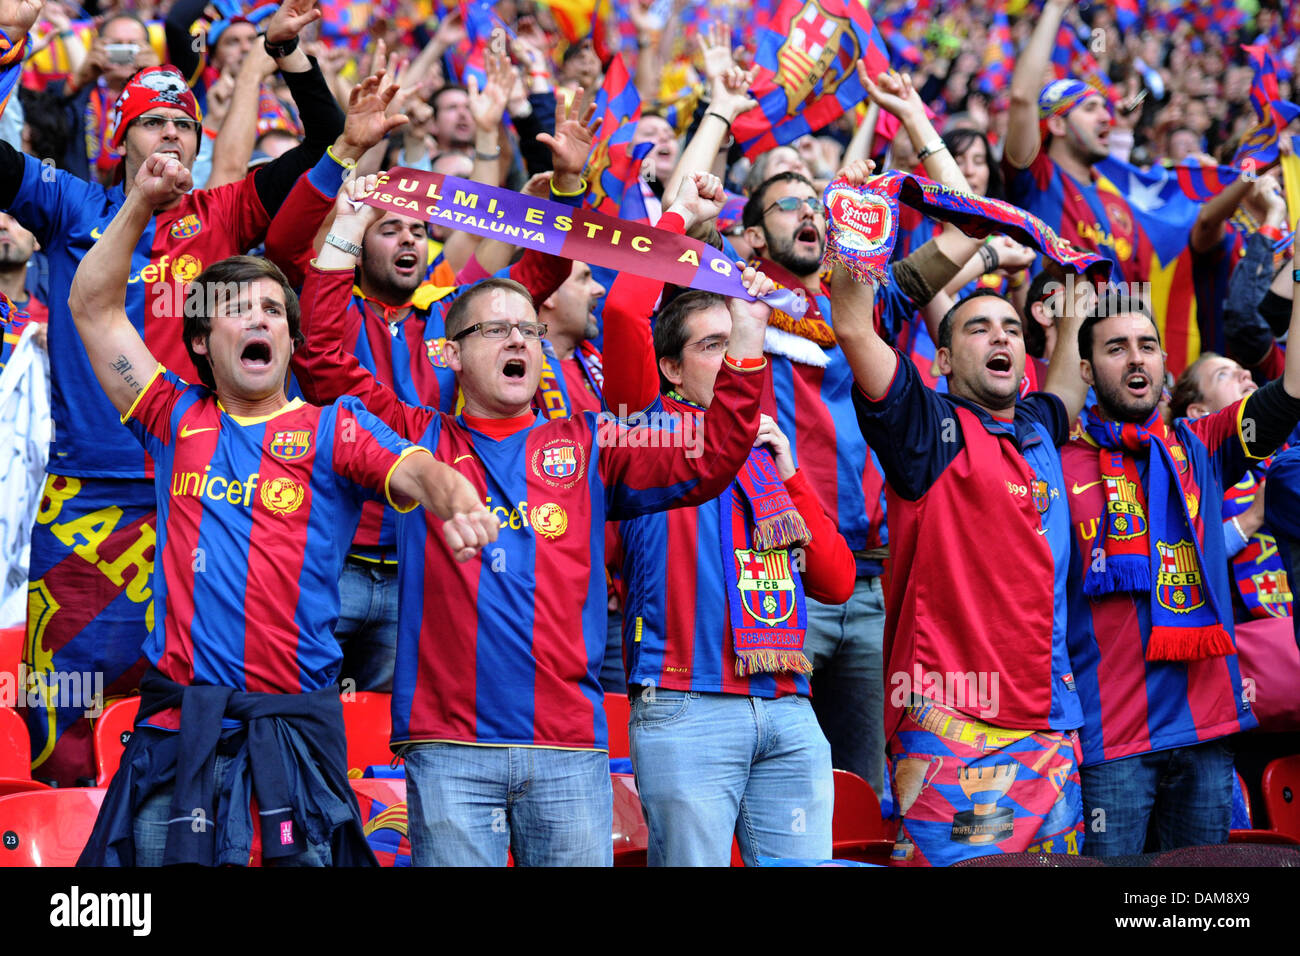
[110,354,145,395]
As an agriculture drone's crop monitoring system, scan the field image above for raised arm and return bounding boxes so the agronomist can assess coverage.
[67,154,182,415]
[1005,0,1070,170]
[1040,264,1089,420]
[663,23,754,206]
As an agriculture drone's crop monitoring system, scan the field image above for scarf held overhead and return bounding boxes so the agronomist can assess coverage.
[1081,408,1234,662]
[363,169,805,318]
[821,170,1114,287]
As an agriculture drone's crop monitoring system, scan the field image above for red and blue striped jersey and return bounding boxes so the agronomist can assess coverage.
[123,366,425,696]
[619,402,855,698]
[855,352,1082,739]
[294,264,766,751]
[1062,401,1262,765]
[6,152,281,478]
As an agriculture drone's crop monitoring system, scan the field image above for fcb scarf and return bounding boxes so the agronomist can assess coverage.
[752,257,836,348]
[1223,461,1294,620]
[1082,408,1234,661]
[84,81,122,178]
[670,389,812,674]
[822,170,1112,289]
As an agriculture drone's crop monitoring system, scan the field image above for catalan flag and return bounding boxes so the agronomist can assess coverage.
[1234,45,1300,170]
[978,3,1014,96]
[731,0,890,160]
[535,0,597,45]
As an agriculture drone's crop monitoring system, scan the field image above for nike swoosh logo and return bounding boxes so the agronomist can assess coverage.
[453,454,476,465]
[91,226,103,240]
[1071,480,1103,495]
[179,424,218,438]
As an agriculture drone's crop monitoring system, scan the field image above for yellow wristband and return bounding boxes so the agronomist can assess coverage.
[550,177,588,198]
[327,144,357,170]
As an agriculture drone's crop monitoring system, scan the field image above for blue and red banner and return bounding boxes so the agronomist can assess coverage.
[584,56,652,219]
[978,3,1014,96]
[364,168,808,315]
[731,0,891,159]
[1235,44,1300,170]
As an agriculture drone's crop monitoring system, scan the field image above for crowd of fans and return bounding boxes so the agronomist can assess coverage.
[0,0,1298,867]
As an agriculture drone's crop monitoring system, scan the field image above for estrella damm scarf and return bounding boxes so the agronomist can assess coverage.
[752,257,835,348]
[1082,408,1234,661]
[671,390,812,675]
[1223,459,1294,620]
[823,170,1112,291]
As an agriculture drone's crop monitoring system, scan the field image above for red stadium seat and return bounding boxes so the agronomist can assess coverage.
[94,697,140,787]
[0,707,29,779]
[0,778,51,798]
[1262,755,1300,841]
[604,692,630,760]
[341,692,397,775]
[0,787,107,866]
[611,772,648,866]
[1226,768,1300,844]
[831,769,894,862]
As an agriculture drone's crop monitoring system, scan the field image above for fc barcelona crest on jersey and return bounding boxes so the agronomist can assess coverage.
[170,214,202,239]
[1156,539,1206,613]
[1031,479,1051,515]
[269,429,311,461]
[531,438,586,488]
[776,1,858,107]
[427,337,450,368]
[733,548,798,626]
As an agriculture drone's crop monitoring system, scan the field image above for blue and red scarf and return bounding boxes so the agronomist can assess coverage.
[1081,408,1233,661]
[669,389,812,675]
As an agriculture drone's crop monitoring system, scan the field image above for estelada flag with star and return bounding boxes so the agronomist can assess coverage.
[730,0,890,159]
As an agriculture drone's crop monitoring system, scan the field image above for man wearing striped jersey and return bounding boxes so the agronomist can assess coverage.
[293,172,774,866]
[70,152,497,866]
[1062,284,1300,856]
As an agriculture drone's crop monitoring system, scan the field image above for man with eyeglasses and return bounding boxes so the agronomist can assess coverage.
[736,167,998,799]
[281,91,594,697]
[0,0,386,786]
[291,171,776,866]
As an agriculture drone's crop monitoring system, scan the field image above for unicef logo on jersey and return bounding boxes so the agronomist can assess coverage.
[260,477,305,516]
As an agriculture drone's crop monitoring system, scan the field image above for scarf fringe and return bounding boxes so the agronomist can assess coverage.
[767,306,838,348]
[1146,625,1235,662]
[1081,555,1151,596]
[735,649,813,678]
[752,511,812,552]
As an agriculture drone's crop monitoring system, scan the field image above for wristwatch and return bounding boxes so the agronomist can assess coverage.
[324,233,363,257]
[263,34,299,60]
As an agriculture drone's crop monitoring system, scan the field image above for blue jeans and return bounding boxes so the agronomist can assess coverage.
[629,690,833,866]
[803,575,886,797]
[132,749,332,867]
[404,743,613,866]
[1080,739,1234,857]
[335,559,399,693]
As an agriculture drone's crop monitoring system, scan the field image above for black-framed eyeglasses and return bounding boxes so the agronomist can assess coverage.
[451,320,548,342]
[133,114,200,135]
[762,195,824,217]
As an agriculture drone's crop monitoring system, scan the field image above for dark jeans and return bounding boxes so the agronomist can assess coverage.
[1080,739,1234,857]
